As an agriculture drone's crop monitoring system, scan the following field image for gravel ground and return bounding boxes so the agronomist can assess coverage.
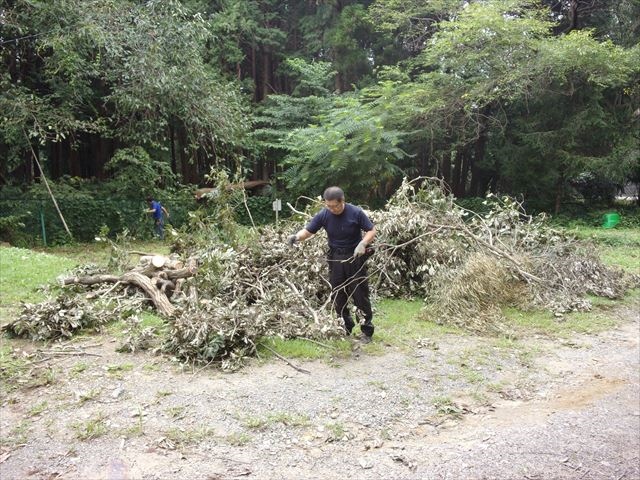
[1,304,638,480]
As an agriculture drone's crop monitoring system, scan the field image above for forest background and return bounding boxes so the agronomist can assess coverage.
[1,0,639,245]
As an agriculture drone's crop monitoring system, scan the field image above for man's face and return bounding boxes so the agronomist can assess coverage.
[324,199,345,215]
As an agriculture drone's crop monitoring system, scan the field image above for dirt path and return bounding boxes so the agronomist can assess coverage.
[1,304,638,480]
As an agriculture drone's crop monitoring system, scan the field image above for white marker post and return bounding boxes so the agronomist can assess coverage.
[272,198,282,225]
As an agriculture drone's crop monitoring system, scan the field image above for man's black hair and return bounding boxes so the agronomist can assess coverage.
[323,186,345,202]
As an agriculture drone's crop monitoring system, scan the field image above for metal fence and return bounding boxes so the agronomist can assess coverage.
[0,196,194,246]
[0,194,285,246]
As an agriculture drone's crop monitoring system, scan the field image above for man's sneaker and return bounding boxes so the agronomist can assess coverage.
[359,335,372,344]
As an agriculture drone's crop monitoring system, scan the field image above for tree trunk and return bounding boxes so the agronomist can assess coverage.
[460,150,473,197]
[554,171,565,215]
[335,71,344,93]
[50,142,62,179]
[68,140,81,177]
[30,144,37,183]
[567,0,579,31]
[169,124,177,174]
[468,106,491,196]
[451,148,464,197]
[440,150,452,190]
[252,44,259,102]
[418,143,430,177]
[88,133,110,179]
[262,50,273,100]
[178,127,190,183]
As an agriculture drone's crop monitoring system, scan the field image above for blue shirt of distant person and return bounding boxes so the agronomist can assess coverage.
[146,197,169,240]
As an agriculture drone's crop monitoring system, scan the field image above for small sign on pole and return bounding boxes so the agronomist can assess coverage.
[272,199,282,225]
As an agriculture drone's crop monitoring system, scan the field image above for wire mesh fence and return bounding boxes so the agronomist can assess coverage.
[0,196,195,246]
[0,194,288,246]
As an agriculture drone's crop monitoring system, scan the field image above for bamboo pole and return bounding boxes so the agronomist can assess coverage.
[24,131,73,240]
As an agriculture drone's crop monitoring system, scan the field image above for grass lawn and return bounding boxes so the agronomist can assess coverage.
[0,247,79,323]
[0,240,170,324]
[566,226,640,274]
[256,297,451,361]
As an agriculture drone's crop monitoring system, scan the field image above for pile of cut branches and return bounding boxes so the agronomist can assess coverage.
[163,240,342,368]
[368,179,634,332]
[5,292,115,341]
[3,178,635,366]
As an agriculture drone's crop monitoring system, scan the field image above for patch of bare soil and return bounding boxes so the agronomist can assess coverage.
[1,304,638,480]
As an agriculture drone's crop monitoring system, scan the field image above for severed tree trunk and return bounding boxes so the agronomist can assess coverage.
[60,256,197,316]
[122,272,175,316]
[62,274,120,286]
[63,272,176,316]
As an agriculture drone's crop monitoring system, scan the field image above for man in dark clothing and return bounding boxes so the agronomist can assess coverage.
[145,197,169,240]
[287,186,376,342]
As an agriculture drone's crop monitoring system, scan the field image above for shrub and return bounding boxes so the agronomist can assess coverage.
[235,196,290,226]
[0,213,29,246]
[454,197,493,216]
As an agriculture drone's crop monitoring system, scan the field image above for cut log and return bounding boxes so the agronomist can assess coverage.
[133,257,187,278]
[175,278,185,294]
[121,272,175,316]
[151,255,166,268]
[61,274,120,286]
[151,277,176,295]
[166,258,198,280]
[166,266,197,280]
[138,255,183,269]
[62,272,176,316]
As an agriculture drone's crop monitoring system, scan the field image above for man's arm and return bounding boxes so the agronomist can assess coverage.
[288,228,314,245]
[361,226,376,245]
[293,228,314,242]
[355,226,376,256]
[161,206,169,217]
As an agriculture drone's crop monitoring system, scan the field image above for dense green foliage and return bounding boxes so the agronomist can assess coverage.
[1,0,248,183]
[0,181,192,245]
[0,176,283,245]
[1,0,638,241]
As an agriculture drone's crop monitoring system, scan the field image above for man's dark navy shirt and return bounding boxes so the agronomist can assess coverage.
[305,203,374,249]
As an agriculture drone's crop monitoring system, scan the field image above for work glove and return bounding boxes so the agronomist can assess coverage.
[354,241,367,257]
[287,234,298,247]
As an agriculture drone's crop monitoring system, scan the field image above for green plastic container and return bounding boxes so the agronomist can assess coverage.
[602,212,620,229]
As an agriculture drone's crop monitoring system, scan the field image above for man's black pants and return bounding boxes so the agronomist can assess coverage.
[327,249,374,337]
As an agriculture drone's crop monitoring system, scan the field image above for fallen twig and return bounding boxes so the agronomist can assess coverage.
[127,250,159,256]
[37,351,102,357]
[259,343,310,374]
[75,342,103,349]
[301,337,336,350]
